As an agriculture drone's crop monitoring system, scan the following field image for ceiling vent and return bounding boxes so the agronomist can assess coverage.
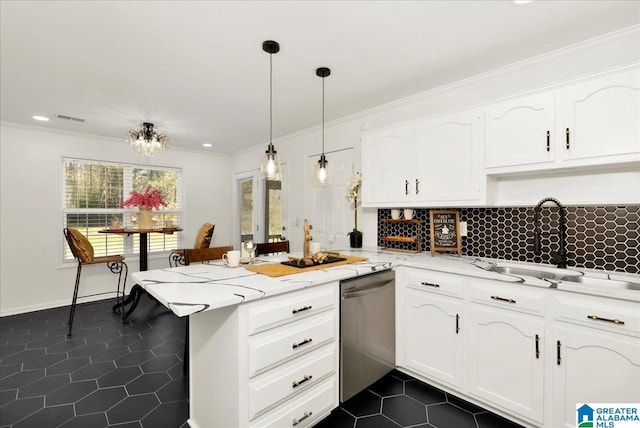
[57,114,85,123]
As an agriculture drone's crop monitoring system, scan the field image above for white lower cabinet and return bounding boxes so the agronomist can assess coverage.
[396,268,464,390]
[550,291,640,428]
[395,266,640,428]
[188,282,339,428]
[551,325,640,428]
[467,306,544,425]
[403,289,464,390]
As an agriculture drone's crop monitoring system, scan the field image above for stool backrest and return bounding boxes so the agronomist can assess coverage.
[64,228,94,263]
[193,223,215,249]
[255,240,290,256]
[184,246,233,265]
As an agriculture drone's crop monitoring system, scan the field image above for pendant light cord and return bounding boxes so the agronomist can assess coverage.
[321,75,325,155]
[269,52,273,146]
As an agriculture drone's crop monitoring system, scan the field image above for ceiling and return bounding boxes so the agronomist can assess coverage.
[1,1,638,154]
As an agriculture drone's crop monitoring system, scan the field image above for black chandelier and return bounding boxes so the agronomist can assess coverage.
[128,122,169,157]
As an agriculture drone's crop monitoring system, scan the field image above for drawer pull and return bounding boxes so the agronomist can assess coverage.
[535,334,540,359]
[292,411,312,426]
[292,374,313,388]
[292,305,312,314]
[491,295,516,304]
[421,281,440,288]
[292,338,313,349]
[455,314,460,334]
[557,340,562,365]
[587,315,625,325]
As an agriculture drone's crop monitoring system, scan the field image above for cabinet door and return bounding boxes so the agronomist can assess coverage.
[552,325,640,428]
[467,306,544,425]
[485,91,555,168]
[558,68,640,161]
[361,124,413,206]
[403,288,464,391]
[413,109,483,204]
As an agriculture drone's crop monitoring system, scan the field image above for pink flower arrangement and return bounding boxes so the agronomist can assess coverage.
[122,186,167,210]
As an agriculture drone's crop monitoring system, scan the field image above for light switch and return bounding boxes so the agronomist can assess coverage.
[460,221,468,237]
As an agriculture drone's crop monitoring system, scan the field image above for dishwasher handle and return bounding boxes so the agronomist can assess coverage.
[342,280,393,299]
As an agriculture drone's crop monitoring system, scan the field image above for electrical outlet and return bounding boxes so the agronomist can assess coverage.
[460,221,468,237]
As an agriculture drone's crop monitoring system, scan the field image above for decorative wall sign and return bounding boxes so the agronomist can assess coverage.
[429,210,461,256]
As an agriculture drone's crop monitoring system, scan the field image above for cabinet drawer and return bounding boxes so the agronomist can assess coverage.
[250,377,336,428]
[467,279,546,316]
[248,345,336,421]
[550,292,640,337]
[248,311,336,377]
[247,284,337,336]
[401,267,464,298]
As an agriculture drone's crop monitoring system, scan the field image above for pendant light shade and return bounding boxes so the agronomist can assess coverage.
[313,67,332,187]
[260,40,282,181]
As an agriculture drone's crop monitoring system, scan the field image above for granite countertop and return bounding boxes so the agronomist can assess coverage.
[131,247,640,317]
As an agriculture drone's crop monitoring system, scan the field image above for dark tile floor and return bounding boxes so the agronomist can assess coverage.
[2,296,523,428]
[0,296,189,428]
[317,371,524,428]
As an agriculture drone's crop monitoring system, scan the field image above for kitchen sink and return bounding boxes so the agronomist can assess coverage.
[489,266,567,280]
[557,275,640,291]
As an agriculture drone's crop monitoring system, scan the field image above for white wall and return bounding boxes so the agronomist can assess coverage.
[0,124,232,316]
[231,26,640,250]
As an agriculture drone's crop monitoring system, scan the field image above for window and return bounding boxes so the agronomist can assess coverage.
[62,158,183,261]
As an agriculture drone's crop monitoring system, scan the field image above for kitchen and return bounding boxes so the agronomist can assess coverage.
[1,1,639,427]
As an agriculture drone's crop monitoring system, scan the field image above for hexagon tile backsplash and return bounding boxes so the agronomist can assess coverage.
[377,206,639,274]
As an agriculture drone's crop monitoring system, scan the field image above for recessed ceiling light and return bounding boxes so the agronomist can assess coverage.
[202,143,213,148]
[511,0,534,5]
[32,115,50,121]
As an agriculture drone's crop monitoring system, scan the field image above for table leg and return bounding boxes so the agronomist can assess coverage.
[113,232,149,321]
[139,233,148,271]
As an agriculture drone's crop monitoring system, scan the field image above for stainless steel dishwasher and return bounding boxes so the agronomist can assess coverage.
[340,269,395,402]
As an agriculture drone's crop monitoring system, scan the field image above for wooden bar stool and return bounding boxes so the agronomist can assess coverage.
[255,240,290,256]
[63,228,128,336]
[169,223,215,267]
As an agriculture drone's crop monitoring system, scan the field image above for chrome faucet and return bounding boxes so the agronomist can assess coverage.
[533,197,568,268]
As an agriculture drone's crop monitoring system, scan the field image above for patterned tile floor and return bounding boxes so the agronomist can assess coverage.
[0,296,189,428]
[316,370,524,428]
[2,296,523,428]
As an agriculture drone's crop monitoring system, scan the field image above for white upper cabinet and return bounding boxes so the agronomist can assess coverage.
[361,124,413,206]
[485,91,556,168]
[558,68,640,162]
[413,109,483,205]
[485,67,640,174]
[361,109,484,207]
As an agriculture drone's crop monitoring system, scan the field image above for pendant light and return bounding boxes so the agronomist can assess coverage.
[313,67,332,186]
[260,40,282,181]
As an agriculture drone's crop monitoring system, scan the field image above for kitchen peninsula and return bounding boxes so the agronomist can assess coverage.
[131,249,640,428]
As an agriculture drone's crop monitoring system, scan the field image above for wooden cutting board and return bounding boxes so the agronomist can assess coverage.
[245,255,369,278]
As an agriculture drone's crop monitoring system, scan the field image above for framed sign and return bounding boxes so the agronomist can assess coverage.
[429,210,462,256]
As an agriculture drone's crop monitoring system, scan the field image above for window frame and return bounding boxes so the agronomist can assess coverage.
[62,157,183,262]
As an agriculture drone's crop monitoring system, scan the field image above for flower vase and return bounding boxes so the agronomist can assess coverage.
[138,207,153,229]
[349,229,363,248]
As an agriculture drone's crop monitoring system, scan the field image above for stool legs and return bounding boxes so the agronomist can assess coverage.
[68,261,128,337]
[67,262,83,337]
